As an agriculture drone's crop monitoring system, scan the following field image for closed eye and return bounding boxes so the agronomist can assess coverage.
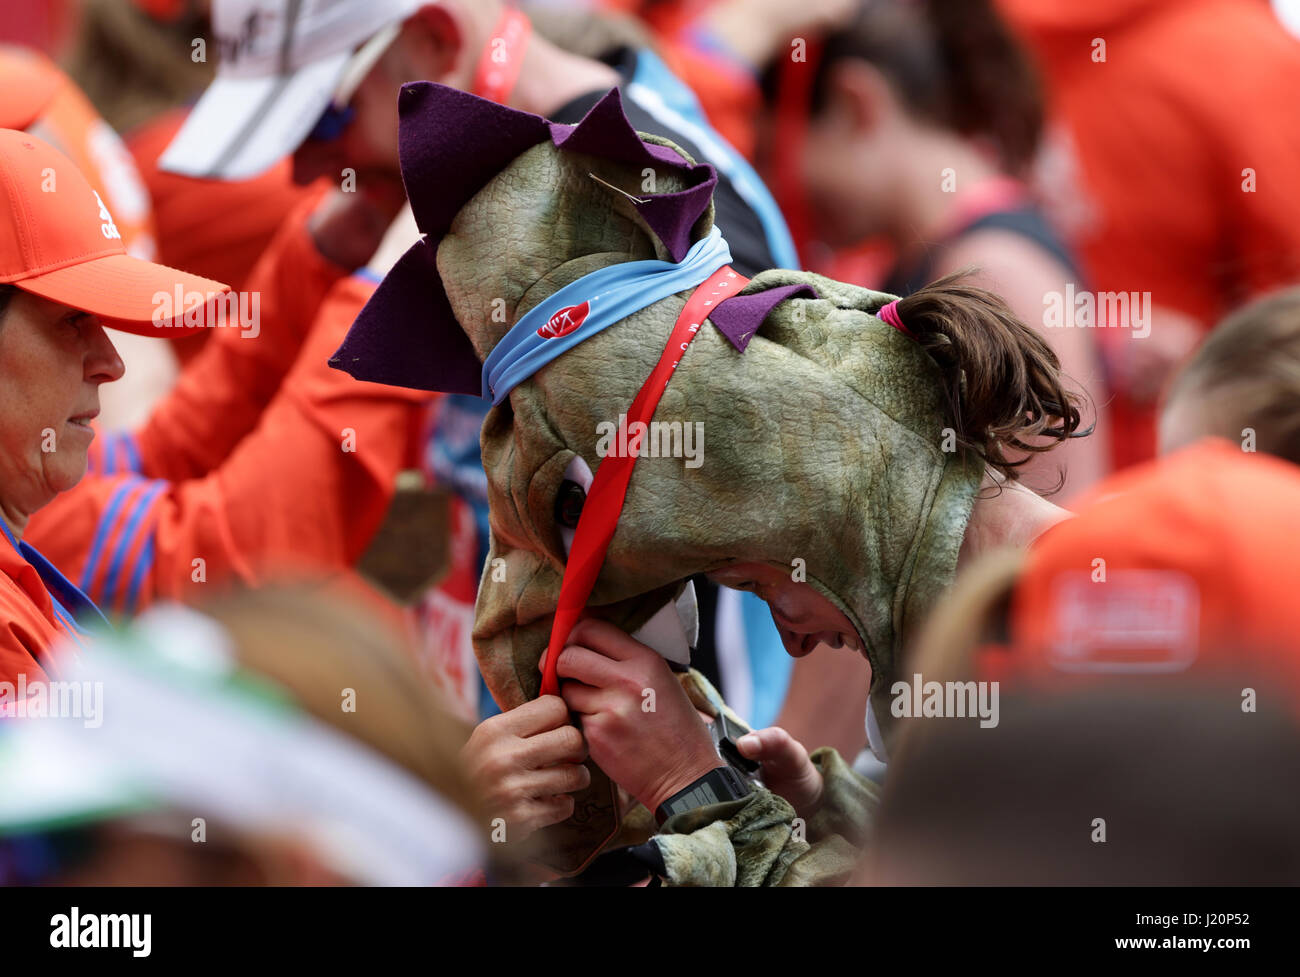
[62,311,91,334]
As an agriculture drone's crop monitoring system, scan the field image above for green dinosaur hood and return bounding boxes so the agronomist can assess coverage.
[334,82,984,871]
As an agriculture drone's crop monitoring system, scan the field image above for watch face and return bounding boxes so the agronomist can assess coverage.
[660,766,753,824]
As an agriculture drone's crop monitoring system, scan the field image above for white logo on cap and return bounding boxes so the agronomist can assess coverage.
[93,190,121,241]
[1048,570,1200,673]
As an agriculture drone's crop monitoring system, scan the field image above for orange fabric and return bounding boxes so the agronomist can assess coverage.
[126,109,318,306]
[0,539,65,686]
[25,274,434,614]
[0,45,156,262]
[982,439,1300,700]
[995,0,1300,468]
[104,193,345,482]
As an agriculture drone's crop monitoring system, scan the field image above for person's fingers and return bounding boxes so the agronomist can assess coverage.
[559,680,611,716]
[524,763,593,797]
[518,722,588,768]
[495,694,571,737]
[566,618,648,662]
[555,644,622,689]
[738,727,807,776]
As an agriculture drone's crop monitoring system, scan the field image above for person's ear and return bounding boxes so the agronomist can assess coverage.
[825,59,896,139]
[398,4,468,86]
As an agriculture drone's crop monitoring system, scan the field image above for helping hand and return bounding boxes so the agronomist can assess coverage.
[737,726,824,818]
[552,619,723,813]
[459,695,591,843]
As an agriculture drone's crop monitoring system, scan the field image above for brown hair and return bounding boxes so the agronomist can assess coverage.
[1166,286,1300,465]
[894,272,1085,481]
[793,0,1044,176]
[62,0,213,134]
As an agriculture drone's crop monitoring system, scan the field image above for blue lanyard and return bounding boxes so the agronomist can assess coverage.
[0,518,109,646]
[481,226,732,405]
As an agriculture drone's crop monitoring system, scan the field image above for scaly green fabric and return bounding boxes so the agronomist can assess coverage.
[435,133,983,875]
[655,747,880,887]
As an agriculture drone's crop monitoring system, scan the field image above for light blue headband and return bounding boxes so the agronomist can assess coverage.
[481,226,732,405]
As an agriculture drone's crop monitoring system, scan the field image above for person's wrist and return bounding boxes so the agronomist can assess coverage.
[641,756,727,814]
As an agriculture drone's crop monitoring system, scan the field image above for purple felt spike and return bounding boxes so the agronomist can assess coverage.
[329,239,483,394]
[632,182,717,262]
[548,89,718,261]
[397,82,552,241]
[548,88,692,171]
[708,284,820,352]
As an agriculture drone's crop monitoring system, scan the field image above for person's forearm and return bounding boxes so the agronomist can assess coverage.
[132,189,344,481]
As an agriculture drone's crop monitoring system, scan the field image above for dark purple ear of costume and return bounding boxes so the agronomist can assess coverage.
[331,81,822,391]
[330,83,720,393]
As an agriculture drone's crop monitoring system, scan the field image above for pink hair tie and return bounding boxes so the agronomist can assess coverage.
[878,300,914,339]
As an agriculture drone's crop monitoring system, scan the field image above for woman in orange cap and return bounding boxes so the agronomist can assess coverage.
[0,128,226,686]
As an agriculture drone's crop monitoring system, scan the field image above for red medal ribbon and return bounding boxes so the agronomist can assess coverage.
[539,265,749,697]
[471,8,532,105]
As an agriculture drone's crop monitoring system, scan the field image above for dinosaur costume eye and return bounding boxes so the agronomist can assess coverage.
[554,480,587,529]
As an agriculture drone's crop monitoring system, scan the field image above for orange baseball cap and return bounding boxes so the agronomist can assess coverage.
[0,128,228,335]
[983,439,1300,697]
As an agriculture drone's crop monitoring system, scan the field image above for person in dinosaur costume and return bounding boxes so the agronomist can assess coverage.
[332,82,1079,885]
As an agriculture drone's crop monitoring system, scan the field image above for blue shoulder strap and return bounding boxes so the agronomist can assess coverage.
[0,519,108,646]
[627,49,800,270]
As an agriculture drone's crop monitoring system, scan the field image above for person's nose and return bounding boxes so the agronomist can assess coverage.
[85,319,126,384]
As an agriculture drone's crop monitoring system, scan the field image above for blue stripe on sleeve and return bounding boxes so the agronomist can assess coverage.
[99,480,167,609]
[122,434,142,474]
[80,477,143,593]
[103,433,119,474]
[123,534,156,616]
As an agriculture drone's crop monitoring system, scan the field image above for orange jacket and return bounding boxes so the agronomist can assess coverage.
[0,520,104,686]
[25,273,433,617]
[980,439,1300,702]
[84,193,345,482]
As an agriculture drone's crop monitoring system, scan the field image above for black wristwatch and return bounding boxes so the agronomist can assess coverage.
[655,765,753,826]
